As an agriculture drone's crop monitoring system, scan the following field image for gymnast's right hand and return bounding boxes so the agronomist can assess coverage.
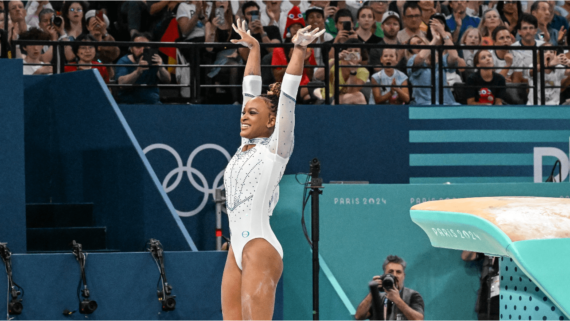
[231,17,258,49]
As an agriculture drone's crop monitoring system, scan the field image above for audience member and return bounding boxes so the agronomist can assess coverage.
[524,43,570,105]
[317,38,369,104]
[205,1,242,104]
[176,1,209,43]
[462,251,499,320]
[355,255,424,320]
[115,32,170,104]
[355,6,382,44]
[272,14,316,101]
[370,48,409,104]
[61,1,87,41]
[148,1,180,41]
[370,11,406,73]
[120,1,149,37]
[547,0,568,40]
[282,0,310,14]
[329,8,358,59]
[240,1,281,56]
[407,19,459,105]
[19,27,52,75]
[512,14,544,84]
[25,1,53,29]
[8,0,29,43]
[447,0,481,44]
[479,9,504,45]
[491,25,515,82]
[397,1,425,44]
[466,49,506,105]
[496,0,522,36]
[418,0,436,33]
[65,34,110,83]
[85,10,120,79]
[466,0,495,18]
[261,0,287,37]
[530,0,560,46]
[308,0,339,37]
[369,0,389,33]
[460,27,481,67]
[305,6,333,66]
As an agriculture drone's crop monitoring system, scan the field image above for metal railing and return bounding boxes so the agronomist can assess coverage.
[10,39,567,105]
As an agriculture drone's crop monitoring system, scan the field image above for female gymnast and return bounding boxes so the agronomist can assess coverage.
[222,19,324,320]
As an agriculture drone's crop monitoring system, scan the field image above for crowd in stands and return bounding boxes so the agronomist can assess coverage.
[4,0,570,105]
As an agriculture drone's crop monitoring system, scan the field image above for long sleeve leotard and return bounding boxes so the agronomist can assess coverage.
[223,73,301,269]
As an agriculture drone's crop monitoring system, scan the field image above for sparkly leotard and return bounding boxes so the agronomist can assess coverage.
[224,73,301,270]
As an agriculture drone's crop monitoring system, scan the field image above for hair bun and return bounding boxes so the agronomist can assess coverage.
[268,82,282,97]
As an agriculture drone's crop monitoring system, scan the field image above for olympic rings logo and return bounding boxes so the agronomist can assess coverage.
[143,143,231,217]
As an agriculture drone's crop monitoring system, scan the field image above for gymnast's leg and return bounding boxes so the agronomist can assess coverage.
[240,238,283,320]
[222,246,242,320]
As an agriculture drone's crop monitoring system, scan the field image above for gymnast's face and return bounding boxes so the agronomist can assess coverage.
[240,98,276,139]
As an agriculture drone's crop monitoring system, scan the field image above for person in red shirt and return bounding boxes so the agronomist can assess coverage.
[272,6,316,101]
[64,34,110,83]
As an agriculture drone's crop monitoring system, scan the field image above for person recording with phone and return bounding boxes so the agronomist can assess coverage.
[355,255,425,321]
[115,32,170,104]
[328,9,358,59]
[242,1,281,57]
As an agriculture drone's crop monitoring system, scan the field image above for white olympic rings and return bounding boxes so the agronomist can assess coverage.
[143,143,231,217]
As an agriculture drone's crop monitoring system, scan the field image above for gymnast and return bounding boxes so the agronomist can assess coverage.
[222,18,324,320]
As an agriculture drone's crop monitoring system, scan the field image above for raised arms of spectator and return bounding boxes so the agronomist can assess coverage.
[231,18,260,76]
[150,0,175,16]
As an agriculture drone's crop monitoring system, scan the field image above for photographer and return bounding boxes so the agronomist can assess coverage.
[355,255,424,320]
[116,32,170,104]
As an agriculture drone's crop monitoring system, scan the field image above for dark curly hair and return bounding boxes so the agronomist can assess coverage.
[19,27,51,42]
[72,33,98,56]
[259,82,282,114]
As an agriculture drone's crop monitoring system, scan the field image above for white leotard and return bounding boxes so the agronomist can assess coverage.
[223,73,301,270]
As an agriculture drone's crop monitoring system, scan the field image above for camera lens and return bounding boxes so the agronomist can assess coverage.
[382,274,394,291]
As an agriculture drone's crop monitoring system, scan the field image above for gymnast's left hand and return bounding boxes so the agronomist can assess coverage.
[231,17,258,49]
[292,25,326,47]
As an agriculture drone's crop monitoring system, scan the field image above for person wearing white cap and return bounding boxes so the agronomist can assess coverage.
[85,9,120,76]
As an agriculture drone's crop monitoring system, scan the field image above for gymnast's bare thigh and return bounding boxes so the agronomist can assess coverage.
[222,239,283,320]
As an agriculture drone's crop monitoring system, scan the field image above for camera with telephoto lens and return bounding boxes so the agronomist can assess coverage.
[379,273,396,292]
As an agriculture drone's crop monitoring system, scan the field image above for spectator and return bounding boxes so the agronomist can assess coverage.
[148,1,180,41]
[307,0,339,37]
[115,32,170,104]
[466,0,495,18]
[397,1,426,44]
[120,1,150,37]
[370,11,406,73]
[272,14,316,101]
[418,0,436,33]
[447,0,481,44]
[85,10,120,79]
[8,0,29,43]
[512,14,544,84]
[318,39,369,104]
[524,43,570,105]
[328,8,358,59]
[242,1,281,56]
[25,1,53,29]
[305,6,334,66]
[462,251,499,320]
[36,8,75,65]
[547,0,569,38]
[466,49,506,105]
[478,9,504,45]
[261,0,287,37]
[460,27,482,67]
[61,1,87,41]
[282,0,310,14]
[370,48,410,104]
[355,255,425,320]
[369,0,389,35]
[19,27,52,75]
[407,19,459,105]
[64,34,110,83]
[496,0,522,36]
[531,0,560,46]
[491,25,515,82]
[205,1,243,104]
[355,6,382,44]
[176,1,209,43]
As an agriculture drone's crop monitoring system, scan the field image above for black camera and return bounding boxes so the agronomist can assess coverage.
[158,287,176,311]
[8,297,23,315]
[379,273,396,291]
[80,299,98,314]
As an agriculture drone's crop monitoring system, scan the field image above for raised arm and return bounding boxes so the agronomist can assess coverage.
[268,26,325,158]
